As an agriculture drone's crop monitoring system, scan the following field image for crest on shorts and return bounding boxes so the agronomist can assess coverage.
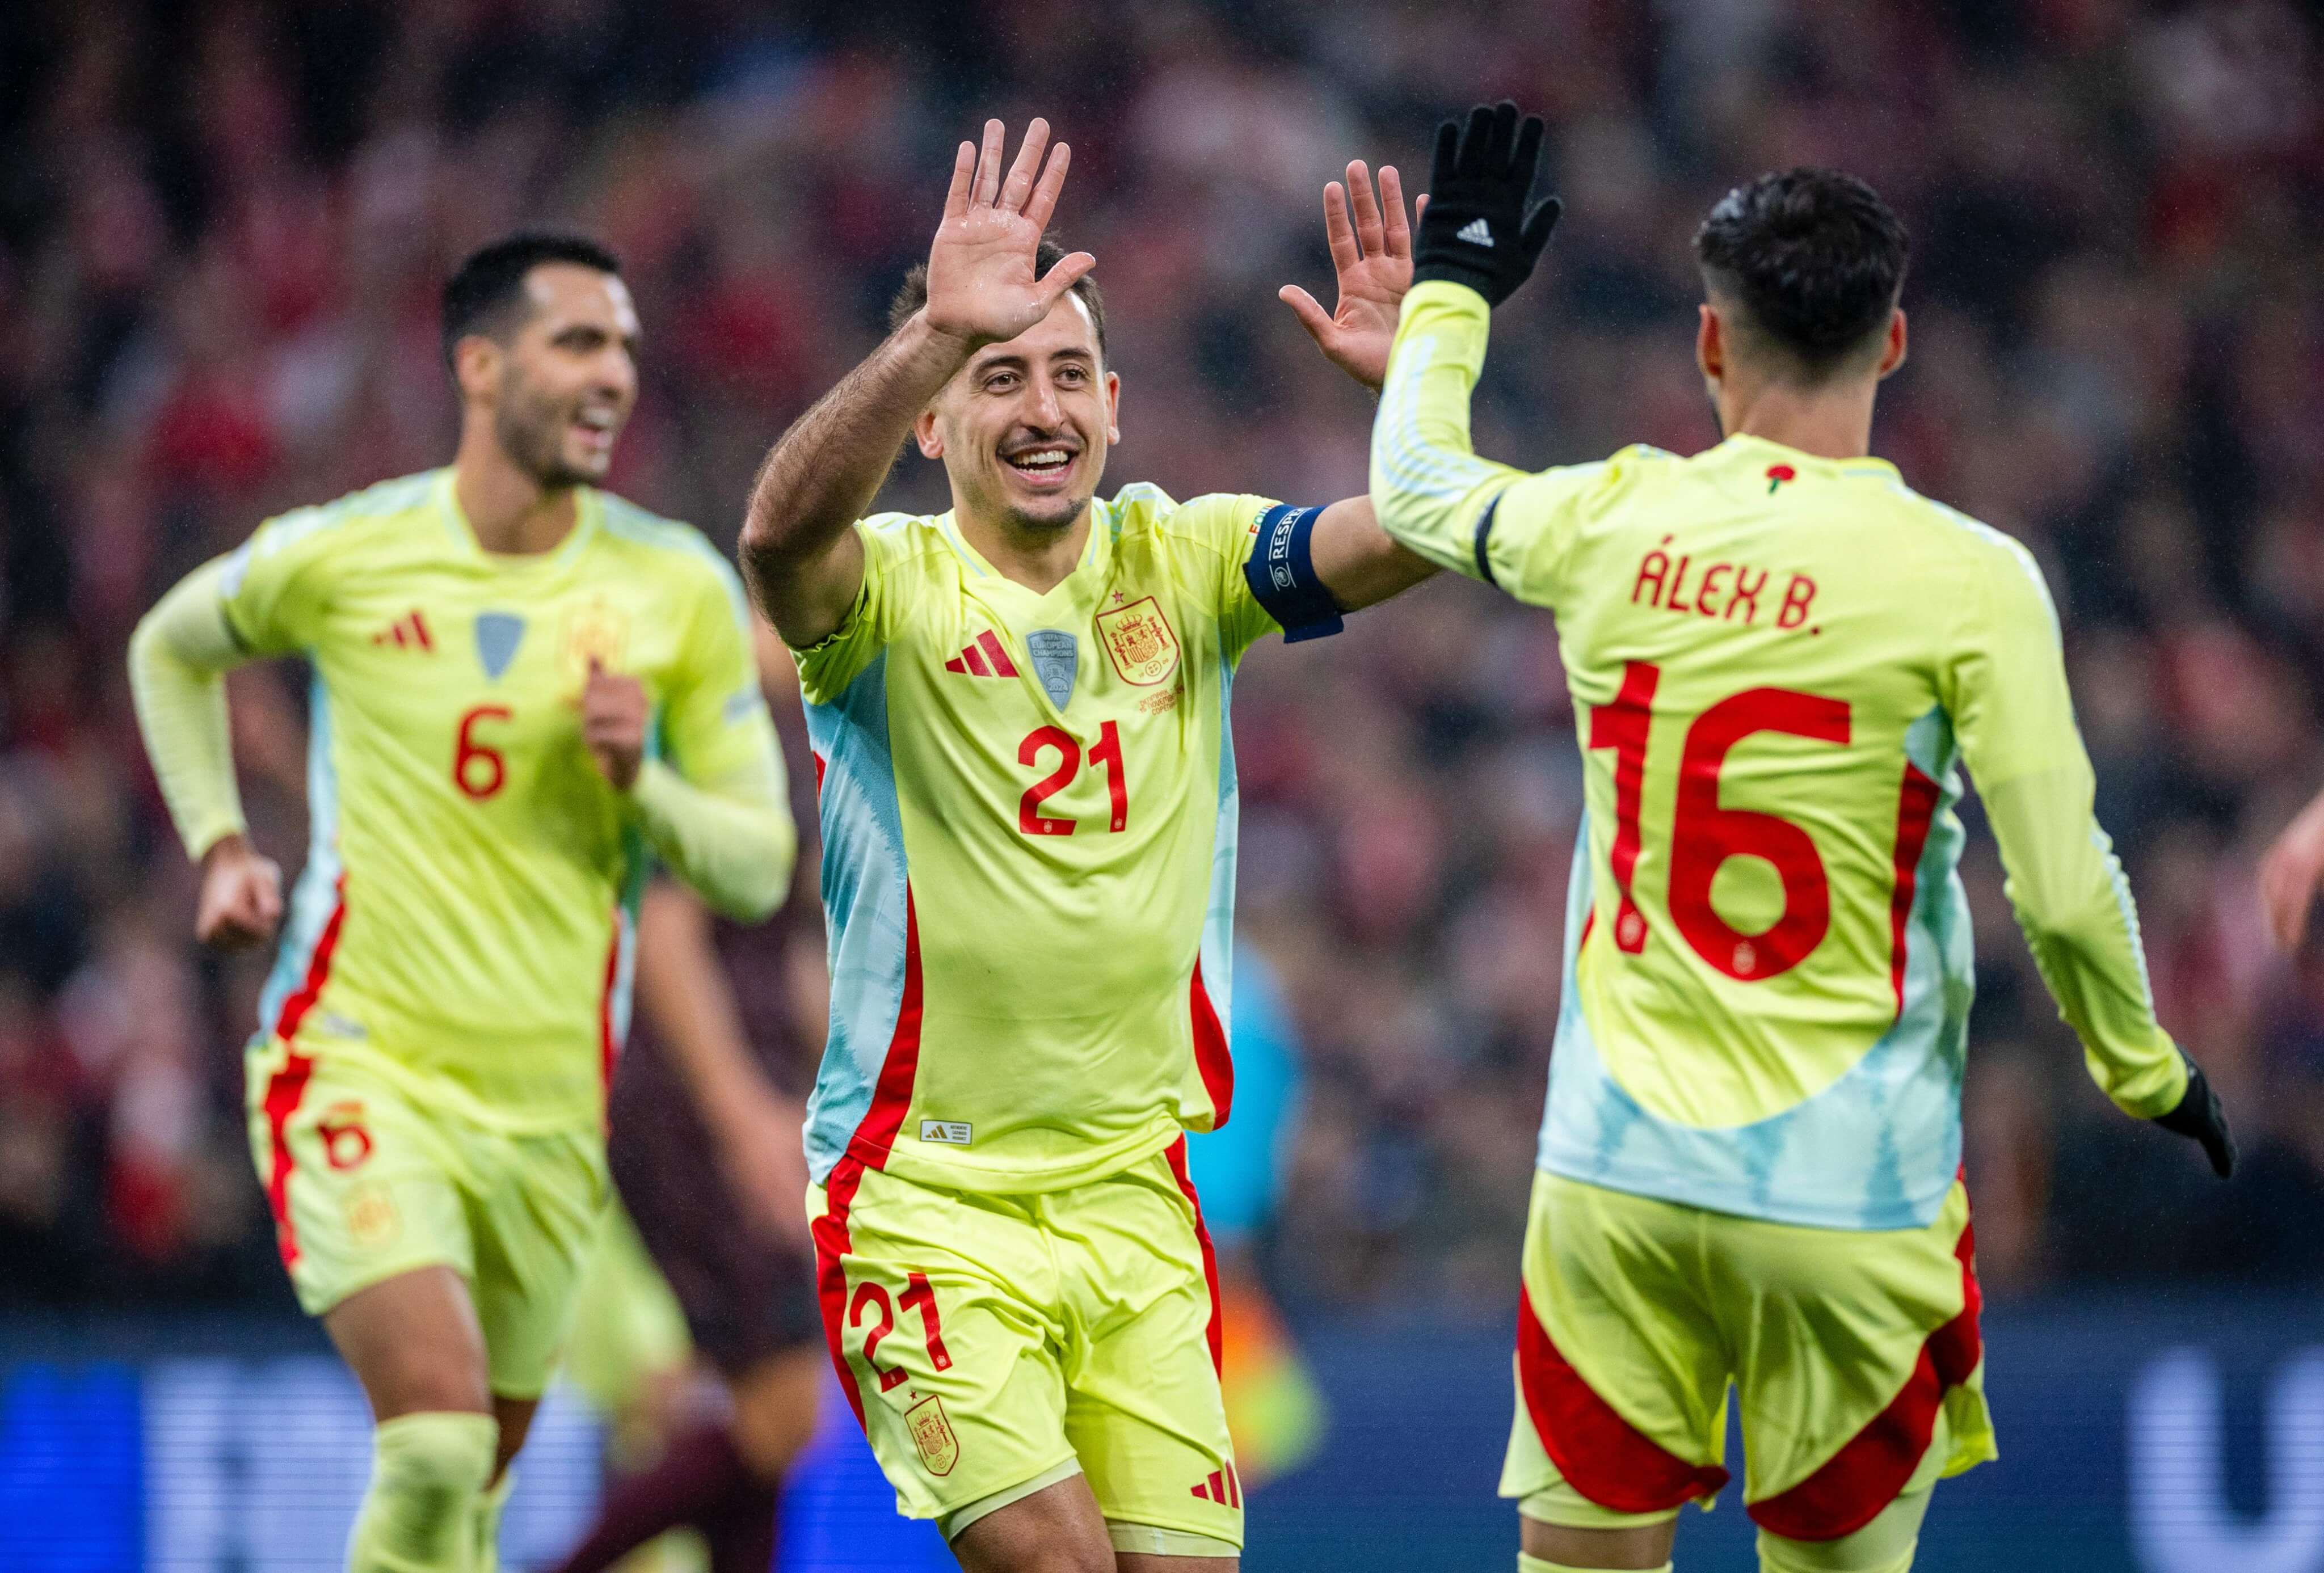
[905,1394,959,1476]
[474,612,526,681]
[1026,629,1077,709]
[1096,597,1179,686]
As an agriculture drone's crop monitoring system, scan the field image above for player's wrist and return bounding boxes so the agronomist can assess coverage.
[199,829,258,870]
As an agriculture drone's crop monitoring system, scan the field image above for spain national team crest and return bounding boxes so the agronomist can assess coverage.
[1096,596,1179,686]
[562,596,632,690]
[1026,629,1078,709]
[904,1394,959,1476]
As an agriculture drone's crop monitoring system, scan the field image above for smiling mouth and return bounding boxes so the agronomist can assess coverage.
[1004,445,1076,479]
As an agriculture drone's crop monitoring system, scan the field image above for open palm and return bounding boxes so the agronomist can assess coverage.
[1280,161,1427,390]
[923,118,1094,350]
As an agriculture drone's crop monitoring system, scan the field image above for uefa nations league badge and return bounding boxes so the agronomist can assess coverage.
[1026,629,1077,707]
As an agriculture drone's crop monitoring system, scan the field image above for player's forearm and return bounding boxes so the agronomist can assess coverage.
[128,559,255,861]
[1369,280,1527,579]
[740,314,967,607]
[628,756,796,922]
[635,881,785,1117]
[1984,770,2188,1117]
[1307,497,1441,613]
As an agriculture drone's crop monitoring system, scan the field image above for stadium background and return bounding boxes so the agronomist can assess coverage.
[1,1,2321,1568]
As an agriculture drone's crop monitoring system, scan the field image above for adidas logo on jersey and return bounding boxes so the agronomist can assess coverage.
[1455,217,1494,247]
[370,610,435,651]
[1189,1464,1241,1507]
[944,631,1020,677]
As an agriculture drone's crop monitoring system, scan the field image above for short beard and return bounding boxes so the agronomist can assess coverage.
[494,375,597,491]
[1003,488,1092,537]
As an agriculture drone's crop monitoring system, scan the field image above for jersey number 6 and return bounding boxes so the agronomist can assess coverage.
[454,705,512,800]
[1588,660,1850,981]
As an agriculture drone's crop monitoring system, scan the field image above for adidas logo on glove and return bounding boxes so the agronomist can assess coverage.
[1456,217,1495,247]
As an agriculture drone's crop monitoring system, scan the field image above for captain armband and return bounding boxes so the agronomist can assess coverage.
[1243,504,1345,644]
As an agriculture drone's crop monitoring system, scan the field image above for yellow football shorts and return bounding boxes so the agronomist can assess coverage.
[809,1138,1243,1553]
[1503,1170,1998,1542]
[246,1032,608,1399]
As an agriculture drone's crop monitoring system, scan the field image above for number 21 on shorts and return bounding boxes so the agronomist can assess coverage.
[849,1271,952,1392]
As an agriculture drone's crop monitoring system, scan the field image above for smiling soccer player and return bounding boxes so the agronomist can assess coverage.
[739,119,1434,1571]
[128,234,795,1573]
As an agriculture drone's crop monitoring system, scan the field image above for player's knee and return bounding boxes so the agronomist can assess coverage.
[354,1411,498,1567]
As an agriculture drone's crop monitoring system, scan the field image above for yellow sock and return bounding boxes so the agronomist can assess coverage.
[471,1466,515,1573]
[1520,1555,1674,1573]
[344,1411,498,1573]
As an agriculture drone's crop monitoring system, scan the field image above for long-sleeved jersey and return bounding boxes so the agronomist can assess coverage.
[1371,281,2184,1230]
[128,469,794,1132]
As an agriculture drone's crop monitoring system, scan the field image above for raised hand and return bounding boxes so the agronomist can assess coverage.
[2260,785,2324,949]
[1413,100,1563,308]
[923,118,1095,352]
[581,656,648,792]
[1280,161,1427,391]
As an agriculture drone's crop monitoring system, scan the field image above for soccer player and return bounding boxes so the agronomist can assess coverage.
[737,119,1433,1570]
[1370,106,2238,1573]
[127,233,795,1573]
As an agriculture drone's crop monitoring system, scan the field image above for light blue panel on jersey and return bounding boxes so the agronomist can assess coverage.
[1199,654,1239,1066]
[1538,710,1974,1231]
[801,653,911,1186]
[253,678,345,1043]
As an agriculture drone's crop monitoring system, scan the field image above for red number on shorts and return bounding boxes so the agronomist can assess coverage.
[453,705,512,800]
[1586,660,1851,981]
[849,1281,908,1393]
[316,1106,372,1171]
[899,1272,953,1373]
[1087,720,1129,833]
[1018,726,1079,835]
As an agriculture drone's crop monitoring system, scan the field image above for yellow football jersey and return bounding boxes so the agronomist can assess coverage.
[1372,281,2185,1229]
[220,469,778,1131]
[794,487,1286,1195]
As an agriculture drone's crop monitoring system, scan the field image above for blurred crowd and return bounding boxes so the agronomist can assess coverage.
[1,0,2321,1317]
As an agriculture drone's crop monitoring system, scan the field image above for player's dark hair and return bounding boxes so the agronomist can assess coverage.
[888,237,1108,364]
[441,231,625,372]
[1694,169,1908,381]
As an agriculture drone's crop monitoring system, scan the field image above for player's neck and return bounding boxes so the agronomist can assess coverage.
[954,501,1092,595]
[452,437,581,556]
[1717,377,1877,462]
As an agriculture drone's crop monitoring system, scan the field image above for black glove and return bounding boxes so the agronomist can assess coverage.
[1412,101,1564,307]
[2153,1057,2237,1179]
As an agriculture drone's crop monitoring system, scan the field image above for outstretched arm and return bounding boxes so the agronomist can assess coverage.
[739,118,1092,648]
[1275,160,1441,614]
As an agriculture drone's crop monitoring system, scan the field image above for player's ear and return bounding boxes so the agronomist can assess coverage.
[1875,307,1908,380]
[1103,369,1121,446]
[913,406,944,460]
[1695,303,1724,386]
[453,335,502,404]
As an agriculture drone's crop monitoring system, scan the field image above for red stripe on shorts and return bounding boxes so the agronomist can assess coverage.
[1748,1211,1985,1541]
[1189,958,1232,1127]
[1516,1284,1732,1513]
[815,887,927,1429]
[260,1049,317,1269]
[597,906,623,1106]
[1164,1135,1224,1376]
[1887,764,1941,1015]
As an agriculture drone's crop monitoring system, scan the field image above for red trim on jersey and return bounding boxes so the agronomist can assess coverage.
[1164,1136,1224,1375]
[1748,1215,1983,1541]
[1887,763,1942,1016]
[814,895,928,1432]
[260,1049,317,1268]
[271,880,347,1044]
[978,630,1020,677]
[1517,1284,1732,1513]
[597,909,624,1103]
[1189,957,1233,1127]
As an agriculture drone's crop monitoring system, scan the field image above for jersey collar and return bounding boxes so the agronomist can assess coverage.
[939,494,1114,604]
[436,468,603,570]
[1718,432,1900,483]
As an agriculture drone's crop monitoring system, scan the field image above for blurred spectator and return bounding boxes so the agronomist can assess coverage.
[0,0,2319,1317]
